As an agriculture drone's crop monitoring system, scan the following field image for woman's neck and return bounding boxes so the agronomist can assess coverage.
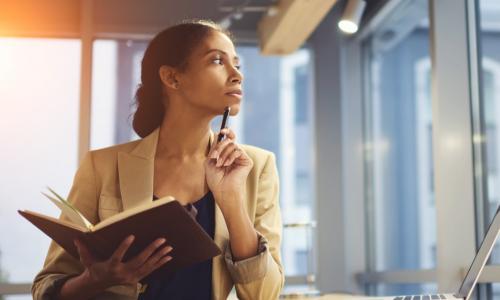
[156,106,213,160]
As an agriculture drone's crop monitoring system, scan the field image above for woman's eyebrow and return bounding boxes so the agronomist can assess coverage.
[204,49,240,62]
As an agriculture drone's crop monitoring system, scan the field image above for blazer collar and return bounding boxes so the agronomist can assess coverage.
[117,127,159,211]
[129,126,161,160]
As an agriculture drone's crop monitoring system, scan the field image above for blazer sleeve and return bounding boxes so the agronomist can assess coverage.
[224,152,285,299]
[31,151,101,299]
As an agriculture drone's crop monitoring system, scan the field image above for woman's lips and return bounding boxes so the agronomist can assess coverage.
[225,92,243,99]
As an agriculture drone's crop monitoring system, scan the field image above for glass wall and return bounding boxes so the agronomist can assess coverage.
[90,40,316,284]
[0,38,81,300]
[362,0,434,296]
[475,0,500,299]
[477,0,500,233]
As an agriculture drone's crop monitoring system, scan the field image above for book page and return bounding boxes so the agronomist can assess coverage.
[93,195,176,231]
[42,187,94,230]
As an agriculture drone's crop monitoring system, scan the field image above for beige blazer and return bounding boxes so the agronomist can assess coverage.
[32,127,284,300]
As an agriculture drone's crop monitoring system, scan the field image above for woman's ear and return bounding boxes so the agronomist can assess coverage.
[159,65,180,90]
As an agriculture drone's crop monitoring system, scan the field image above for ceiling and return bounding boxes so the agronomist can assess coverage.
[0,0,382,40]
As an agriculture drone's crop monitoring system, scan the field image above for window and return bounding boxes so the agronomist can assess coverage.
[477,0,500,225]
[362,0,433,296]
[0,38,81,298]
[91,39,145,149]
[475,0,500,298]
[90,40,316,285]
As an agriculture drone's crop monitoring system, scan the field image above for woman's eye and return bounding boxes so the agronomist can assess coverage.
[213,58,241,70]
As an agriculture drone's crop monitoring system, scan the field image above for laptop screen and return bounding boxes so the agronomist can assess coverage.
[456,207,500,299]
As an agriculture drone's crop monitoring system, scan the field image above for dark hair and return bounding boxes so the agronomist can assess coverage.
[132,19,234,138]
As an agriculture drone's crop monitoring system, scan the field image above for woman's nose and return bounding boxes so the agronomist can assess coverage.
[231,76,241,84]
[231,68,243,84]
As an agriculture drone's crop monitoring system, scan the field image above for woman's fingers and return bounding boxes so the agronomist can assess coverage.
[136,255,172,281]
[220,128,236,140]
[127,238,167,268]
[135,245,173,279]
[109,235,135,265]
[223,147,243,167]
[155,255,173,268]
[216,142,237,167]
[74,239,95,268]
[210,138,232,159]
[209,128,237,159]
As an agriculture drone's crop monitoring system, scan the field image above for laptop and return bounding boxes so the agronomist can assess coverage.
[362,206,500,300]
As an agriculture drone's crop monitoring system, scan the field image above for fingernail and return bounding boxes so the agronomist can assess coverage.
[224,160,231,167]
[211,151,218,159]
[157,238,166,245]
[216,159,223,167]
[128,235,135,242]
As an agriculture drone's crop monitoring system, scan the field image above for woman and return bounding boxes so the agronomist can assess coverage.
[31,19,284,300]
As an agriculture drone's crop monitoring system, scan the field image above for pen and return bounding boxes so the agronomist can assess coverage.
[217,106,231,143]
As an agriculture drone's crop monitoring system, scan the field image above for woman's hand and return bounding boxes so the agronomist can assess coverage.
[205,128,253,212]
[73,235,173,288]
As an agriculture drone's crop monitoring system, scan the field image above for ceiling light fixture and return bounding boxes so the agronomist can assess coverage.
[338,0,366,34]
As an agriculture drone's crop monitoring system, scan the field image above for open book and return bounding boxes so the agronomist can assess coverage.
[19,187,221,282]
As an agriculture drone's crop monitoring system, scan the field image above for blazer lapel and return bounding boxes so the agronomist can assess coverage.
[117,127,160,210]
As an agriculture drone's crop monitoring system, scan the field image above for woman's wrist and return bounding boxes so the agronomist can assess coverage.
[57,270,109,300]
[214,189,245,215]
[216,192,259,260]
[79,269,112,291]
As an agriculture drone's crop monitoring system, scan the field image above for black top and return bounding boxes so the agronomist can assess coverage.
[138,192,215,300]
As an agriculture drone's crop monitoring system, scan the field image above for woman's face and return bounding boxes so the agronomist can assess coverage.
[176,31,244,116]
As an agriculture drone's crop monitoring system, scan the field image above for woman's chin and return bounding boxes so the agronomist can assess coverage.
[209,103,240,116]
[228,104,240,115]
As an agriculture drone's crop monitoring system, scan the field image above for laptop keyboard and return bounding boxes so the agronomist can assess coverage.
[393,295,447,300]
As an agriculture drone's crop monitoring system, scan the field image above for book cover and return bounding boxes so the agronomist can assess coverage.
[19,188,221,282]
